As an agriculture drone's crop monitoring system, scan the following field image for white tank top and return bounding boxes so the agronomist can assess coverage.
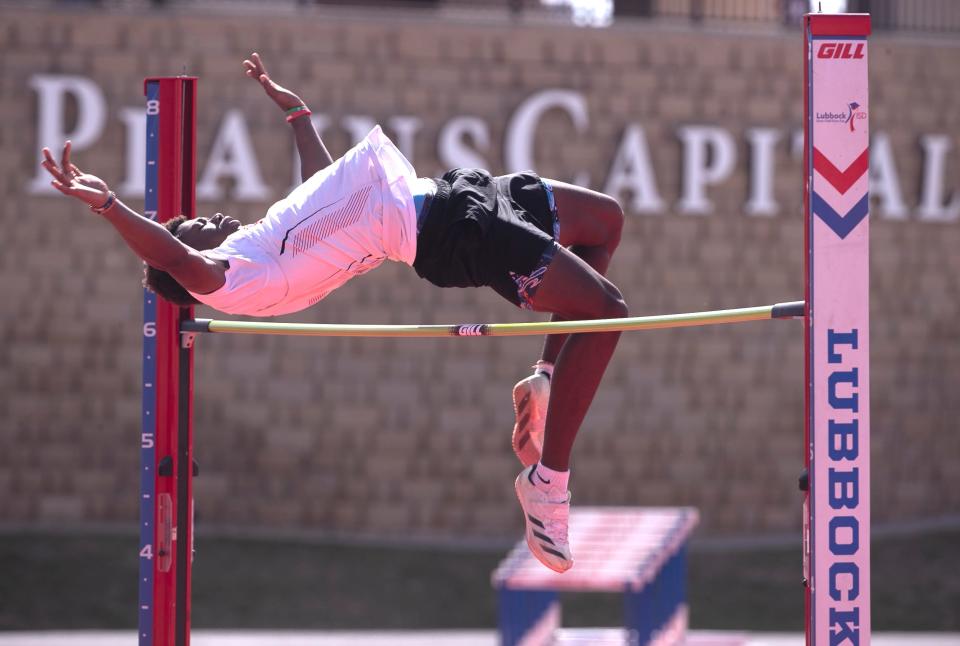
[188,126,418,316]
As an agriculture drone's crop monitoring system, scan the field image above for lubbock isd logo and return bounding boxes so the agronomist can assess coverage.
[816,102,866,132]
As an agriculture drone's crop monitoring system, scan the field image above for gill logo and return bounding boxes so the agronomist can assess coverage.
[817,42,865,59]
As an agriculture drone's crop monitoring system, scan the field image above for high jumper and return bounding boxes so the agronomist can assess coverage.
[42,51,629,574]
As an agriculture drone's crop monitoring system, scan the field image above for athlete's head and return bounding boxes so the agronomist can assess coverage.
[173,212,241,251]
[143,213,241,306]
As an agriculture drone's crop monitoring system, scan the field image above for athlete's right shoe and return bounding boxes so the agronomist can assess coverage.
[511,372,550,466]
[514,465,573,573]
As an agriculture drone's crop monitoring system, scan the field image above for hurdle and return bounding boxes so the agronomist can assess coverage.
[137,13,870,646]
[492,507,698,646]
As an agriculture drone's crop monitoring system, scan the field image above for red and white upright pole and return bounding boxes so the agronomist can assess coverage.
[803,13,871,646]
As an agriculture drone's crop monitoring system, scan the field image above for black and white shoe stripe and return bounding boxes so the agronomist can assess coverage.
[527,514,566,559]
[515,393,531,449]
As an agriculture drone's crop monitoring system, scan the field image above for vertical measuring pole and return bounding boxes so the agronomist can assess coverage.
[140,76,198,646]
[803,14,871,646]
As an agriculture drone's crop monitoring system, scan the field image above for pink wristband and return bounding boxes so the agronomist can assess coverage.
[285,108,312,123]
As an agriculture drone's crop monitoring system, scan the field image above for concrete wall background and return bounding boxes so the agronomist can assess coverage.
[0,5,957,541]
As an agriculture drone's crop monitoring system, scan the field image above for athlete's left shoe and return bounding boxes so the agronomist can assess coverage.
[511,372,550,467]
[515,465,573,573]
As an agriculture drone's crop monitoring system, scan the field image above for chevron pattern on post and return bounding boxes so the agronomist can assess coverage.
[813,148,869,194]
[812,146,870,240]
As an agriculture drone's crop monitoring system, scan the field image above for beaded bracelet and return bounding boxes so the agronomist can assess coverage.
[90,191,117,214]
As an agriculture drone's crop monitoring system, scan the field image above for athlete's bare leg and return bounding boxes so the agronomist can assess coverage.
[528,245,627,471]
[538,180,624,365]
[511,187,626,573]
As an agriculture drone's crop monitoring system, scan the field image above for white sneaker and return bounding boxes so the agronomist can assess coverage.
[514,465,573,573]
[511,372,550,467]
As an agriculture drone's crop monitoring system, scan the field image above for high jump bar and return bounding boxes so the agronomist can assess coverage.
[180,300,804,339]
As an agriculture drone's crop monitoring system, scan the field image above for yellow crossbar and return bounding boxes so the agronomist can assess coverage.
[180,301,804,339]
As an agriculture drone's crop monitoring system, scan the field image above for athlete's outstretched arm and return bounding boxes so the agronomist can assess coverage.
[41,142,226,294]
[243,52,333,181]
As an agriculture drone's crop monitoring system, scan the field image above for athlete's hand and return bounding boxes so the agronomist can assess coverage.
[41,141,112,209]
[242,52,305,112]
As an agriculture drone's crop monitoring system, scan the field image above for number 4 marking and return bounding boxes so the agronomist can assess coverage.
[140,544,154,560]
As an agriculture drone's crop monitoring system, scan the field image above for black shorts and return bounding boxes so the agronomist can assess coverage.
[412,168,559,308]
